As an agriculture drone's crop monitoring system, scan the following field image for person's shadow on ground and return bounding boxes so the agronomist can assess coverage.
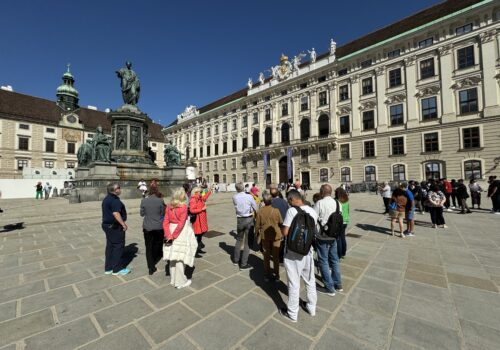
[0,222,24,233]
[356,223,392,235]
[219,240,287,309]
[122,243,138,268]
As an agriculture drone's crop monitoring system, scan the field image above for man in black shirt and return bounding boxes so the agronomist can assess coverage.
[102,183,130,275]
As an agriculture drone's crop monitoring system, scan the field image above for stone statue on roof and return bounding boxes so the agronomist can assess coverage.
[330,39,337,59]
[247,78,253,89]
[308,48,317,63]
[292,52,306,71]
[259,72,265,85]
[116,61,141,105]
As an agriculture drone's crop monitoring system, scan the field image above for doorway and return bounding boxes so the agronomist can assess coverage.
[279,156,292,185]
[301,171,310,189]
[214,174,219,183]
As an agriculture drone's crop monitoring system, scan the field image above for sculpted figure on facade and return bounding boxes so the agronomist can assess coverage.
[292,52,306,71]
[259,72,265,85]
[164,141,182,166]
[116,61,141,105]
[247,78,253,89]
[116,125,127,150]
[308,48,317,63]
[330,39,337,59]
[93,126,112,162]
[76,139,94,166]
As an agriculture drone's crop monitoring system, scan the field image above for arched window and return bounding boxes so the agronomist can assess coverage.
[341,167,351,182]
[264,127,272,146]
[318,114,329,138]
[281,123,290,143]
[392,164,406,181]
[365,165,376,182]
[464,159,482,180]
[252,130,259,149]
[425,162,441,180]
[300,118,310,141]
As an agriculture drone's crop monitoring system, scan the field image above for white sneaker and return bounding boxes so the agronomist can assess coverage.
[446,209,453,212]
[407,232,415,237]
[495,212,500,215]
[176,279,192,289]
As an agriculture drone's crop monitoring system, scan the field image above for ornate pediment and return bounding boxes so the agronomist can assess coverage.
[177,105,199,123]
[384,92,406,104]
[359,100,377,110]
[336,105,352,115]
[451,75,482,90]
[415,85,440,98]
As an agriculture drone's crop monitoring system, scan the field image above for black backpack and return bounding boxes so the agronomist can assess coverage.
[320,199,343,239]
[286,206,316,255]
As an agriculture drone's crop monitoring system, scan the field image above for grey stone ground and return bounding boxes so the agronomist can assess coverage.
[0,192,499,350]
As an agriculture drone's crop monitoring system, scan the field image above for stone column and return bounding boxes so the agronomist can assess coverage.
[328,82,337,135]
[258,106,265,146]
[404,56,419,128]
[375,67,388,132]
[292,96,300,140]
[272,101,280,144]
[438,44,456,123]
[350,76,361,136]
[310,90,318,137]
[480,30,500,117]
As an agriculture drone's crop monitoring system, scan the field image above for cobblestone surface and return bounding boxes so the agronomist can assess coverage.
[0,193,499,349]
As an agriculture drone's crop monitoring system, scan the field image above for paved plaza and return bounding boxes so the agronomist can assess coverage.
[1,192,500,350]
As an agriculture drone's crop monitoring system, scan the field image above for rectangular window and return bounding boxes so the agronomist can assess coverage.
[457,46,475,69]
[243,173,248,182]
[223,122,227,133]
[200,129,204,138]
[67,161,75,169]
[282,103,289,116]
[318,76,326,83]
[393,164,406,181]
[463,127,480,149]
[390,104,404,126]
[46,127,55,133]
[422,97,438,120]
[420,58,435,79]
[318,146,328,162]
[193,149,197,158]
[340,116,350,134]
[388,49,401,58]
[44,160,54,168]
[300,97,308,111]
[232,119,237,130]
[215,144,219,155]
[242,137,248,150]
[45,140,55,153]
[67,142,76,154]
[281,90,287,96]
[365,166,376,182]
[242,115,248,127]
[340,144,350,160]
[320,168,329,182]
[464,160,482,180]
[206,162,210,171]
[199,147,203,158]
[341,167,351,182]
[459,88,478,114]
[364,140,375,158]
[207,146,211,156]
[300,82,308,89]
[253,172,258,183]
[389,68,402,87]
[231,174,236,183]
[319,91,327,106]
[232,158,236,169]
[362,110,375,130]
[19,124,30,130]
[18,137,29,150]
[339,85,349,101]
[362,77,373,95]
[223,142,227,154]
[265,109,271,121]
[418,37,433,48]
[300,149,308,163]
[253,113,259,124]
[214,125,219,135]
[424,132,439,152]
[360,59,372,68]
[392,137,405,155]
[253,160,258,168]
[232,140,237,152]
[338,68,348,76]
[222,160,226,170]
[206,127,210,137]
[456,23,473,35]
[17,159,28,170]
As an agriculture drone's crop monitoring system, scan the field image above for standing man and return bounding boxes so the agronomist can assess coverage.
[270,187,289,263]
[442,178,453,212]
[43,182,52,200]
[401,183,415,236]
[379,181,391,214]
[457,179,472,214]
[102,183,130,275]
[279,190,318,323]
[314,184,343,295]
[232,182,258,270]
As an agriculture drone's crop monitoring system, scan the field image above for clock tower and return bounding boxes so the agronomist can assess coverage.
[56,64,79,111]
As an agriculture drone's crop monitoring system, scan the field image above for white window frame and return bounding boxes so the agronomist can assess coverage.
[319,168,329,182]
[459,124,483,150]
[391,163,408,181]
[363,139,377,158]
[461,158,484,180]
[455,86,482,116]
[421,130,442,153]
[339,142,351,160]
[364,164,378,182]
[388,103,405,127]
[419,95,441,121]
[340,166,352,182]
[389,135,406,156]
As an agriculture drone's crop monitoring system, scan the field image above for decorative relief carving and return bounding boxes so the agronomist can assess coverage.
[384,92,407,104]
[375,67,386,76]
[359,100,377,110]
[480,29,497,43]
[62,129,81,142]
[415,85,440,98]
[350,74,360,84]
[404,56,416,66]
[438,44,453,56]
[450,75,482,90]
[336,105,352,115]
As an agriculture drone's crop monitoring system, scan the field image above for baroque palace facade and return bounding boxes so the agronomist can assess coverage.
[0,68,166,179]
[164,0,500,189]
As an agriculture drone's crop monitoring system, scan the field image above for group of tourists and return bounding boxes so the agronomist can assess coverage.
[231,181,350,322]
[34,181,52,200]
[101,180,211,289]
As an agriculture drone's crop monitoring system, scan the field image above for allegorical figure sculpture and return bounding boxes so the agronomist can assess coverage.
[76,139,94,166]
[93,126,112,162]
[116,61,141,105]
[164,141,182,166]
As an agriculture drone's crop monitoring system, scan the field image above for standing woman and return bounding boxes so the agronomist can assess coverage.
[163,188,198,288]
[427,184,447,228]
[189,186,212,257]
[140,183,165,275]
[468,179,482,209]
[335,187,350,259]
[389,188,407,237]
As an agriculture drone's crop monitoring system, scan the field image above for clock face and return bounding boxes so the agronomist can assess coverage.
[67,115,77,123]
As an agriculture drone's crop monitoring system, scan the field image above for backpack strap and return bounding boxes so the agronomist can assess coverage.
[335,199,340,214]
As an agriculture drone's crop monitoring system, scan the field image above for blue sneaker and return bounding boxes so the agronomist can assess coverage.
[112,268,131,276]
[104,270,113,275]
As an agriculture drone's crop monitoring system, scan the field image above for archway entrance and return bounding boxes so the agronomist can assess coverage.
[279,156,292,185]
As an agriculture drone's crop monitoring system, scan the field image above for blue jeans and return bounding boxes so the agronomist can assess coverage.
[316,239,342,291]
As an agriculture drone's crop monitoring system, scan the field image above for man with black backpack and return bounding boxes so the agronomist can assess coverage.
[279,190,318,323]
[314,184,343,296]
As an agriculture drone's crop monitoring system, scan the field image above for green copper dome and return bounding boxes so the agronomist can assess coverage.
[56,64,79,111]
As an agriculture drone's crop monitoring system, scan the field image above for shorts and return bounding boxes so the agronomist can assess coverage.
[390,210,404,219]
[406,208,415,220]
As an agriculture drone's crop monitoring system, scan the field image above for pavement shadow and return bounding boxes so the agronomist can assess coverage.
[355,208,385,215]
[0,222,25,233]
[356,223,392,235]
[122,243,138,268]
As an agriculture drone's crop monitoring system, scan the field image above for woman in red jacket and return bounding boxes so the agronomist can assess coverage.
[189,186,212,257]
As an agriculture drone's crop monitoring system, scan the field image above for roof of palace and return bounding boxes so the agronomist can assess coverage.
[0,89,165,141]
[166,0,484,128]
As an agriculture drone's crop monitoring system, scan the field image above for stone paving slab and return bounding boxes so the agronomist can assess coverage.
[1,193,499,349]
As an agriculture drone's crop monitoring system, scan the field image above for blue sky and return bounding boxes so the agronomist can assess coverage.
[0,0,439,125]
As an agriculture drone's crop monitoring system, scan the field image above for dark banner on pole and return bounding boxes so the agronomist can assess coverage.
[287,147,292,180]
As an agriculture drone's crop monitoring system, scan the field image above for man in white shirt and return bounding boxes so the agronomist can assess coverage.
[232,182,258,270]
[314,184,343,295]
[279,190,317,323]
